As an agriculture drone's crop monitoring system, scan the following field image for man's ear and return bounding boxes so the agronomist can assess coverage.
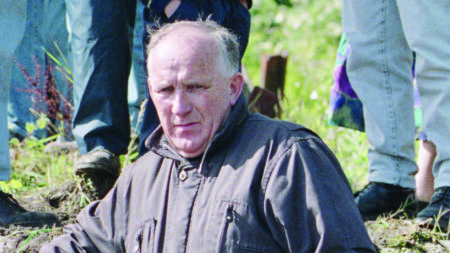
[229,73,244,106]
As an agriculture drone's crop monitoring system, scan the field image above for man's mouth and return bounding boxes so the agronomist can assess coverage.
[174,122,199,130]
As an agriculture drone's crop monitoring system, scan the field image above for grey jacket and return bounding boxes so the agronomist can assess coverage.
[41,95,376,252]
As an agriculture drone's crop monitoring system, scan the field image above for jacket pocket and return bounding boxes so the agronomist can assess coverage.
[133,218,157,253]
[210,200,281,253]
[216,203,234,252]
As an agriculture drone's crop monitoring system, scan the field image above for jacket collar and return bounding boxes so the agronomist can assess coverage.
[145,93,249,160]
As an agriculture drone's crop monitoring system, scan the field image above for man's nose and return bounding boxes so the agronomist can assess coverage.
[172,90,192,115]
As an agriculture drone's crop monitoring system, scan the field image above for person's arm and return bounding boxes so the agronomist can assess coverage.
[262,136,377,252]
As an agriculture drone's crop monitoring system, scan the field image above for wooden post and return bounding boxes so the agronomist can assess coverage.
[247,51,288,118]
[260,51,288,99]
[248,87,278,118]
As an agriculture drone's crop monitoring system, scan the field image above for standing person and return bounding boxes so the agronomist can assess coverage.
[329,35,436,206]
[342,0,450,229]
[68,0,251,198]
[0,0,60,228]
[41,20,376,252]
[8,0,72,141]
[66,0,138,198]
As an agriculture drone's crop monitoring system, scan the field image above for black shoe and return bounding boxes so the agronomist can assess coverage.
[355,182,414,221]
[0,191,61,228]
[415,187,450,232]
[74,148,121,199]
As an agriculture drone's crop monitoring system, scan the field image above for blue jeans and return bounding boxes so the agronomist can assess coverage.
[128,1,148,134]
[8,0,71,140]
[66,0,138,155]
[0,0,26,181]
[343,0,450,189]
[138,0,251,155]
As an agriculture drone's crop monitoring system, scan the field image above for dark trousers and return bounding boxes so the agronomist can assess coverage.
[67,0,137,155]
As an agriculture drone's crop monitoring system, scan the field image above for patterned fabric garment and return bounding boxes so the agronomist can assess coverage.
[328,35,364,131]
[328,35,424,138]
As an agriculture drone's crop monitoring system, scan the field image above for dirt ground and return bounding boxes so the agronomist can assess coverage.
[1,182,449,252]
[0,182,96,252]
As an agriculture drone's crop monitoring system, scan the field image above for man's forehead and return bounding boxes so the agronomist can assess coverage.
[149,31,218,71]
[162,25,212,42]
[151,26,217,56]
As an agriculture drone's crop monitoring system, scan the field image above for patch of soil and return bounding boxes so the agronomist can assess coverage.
[367,218,449,252]
[0,181,100,253]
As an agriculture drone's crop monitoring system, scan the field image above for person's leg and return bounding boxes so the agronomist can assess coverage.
[0,0,60,228]
[127,1,147,136]
[344,0,417,188]
[9,0,71,141]
[0,0,27,180]
[0,56,12,180]
[415,140,435,202]
[396,0,450,192]
[40,0,72,136]
[396,0,450,229]
[8,0,47,140]
[66,0,137,198]
[67,0,137,156]
[343,0,417,220]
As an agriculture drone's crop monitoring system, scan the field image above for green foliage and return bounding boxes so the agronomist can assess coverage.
[246,0,368,189]
[272,0,292,7]
[3,115,74,195]
[43,41,73,83]
[16,228,61,253]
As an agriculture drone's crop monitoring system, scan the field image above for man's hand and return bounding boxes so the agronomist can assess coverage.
[164,0,181,18]
[165,0,248,18]
[240,0,249,9]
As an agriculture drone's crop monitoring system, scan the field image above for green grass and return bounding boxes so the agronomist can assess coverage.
[244,0,369,189]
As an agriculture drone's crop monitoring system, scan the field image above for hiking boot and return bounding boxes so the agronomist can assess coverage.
[0,191,61,228]
[415,187,450,232]
[74,148,121,199]
[355,182,414,221]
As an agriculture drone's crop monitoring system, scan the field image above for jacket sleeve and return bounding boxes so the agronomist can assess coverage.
[40,166,134,253]
[262,136,377,252]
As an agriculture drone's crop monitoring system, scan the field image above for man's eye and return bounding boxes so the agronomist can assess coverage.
[186,85,206,92]
[159,87,174,93]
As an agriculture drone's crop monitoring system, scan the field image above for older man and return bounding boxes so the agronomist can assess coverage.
[41,20,376,252]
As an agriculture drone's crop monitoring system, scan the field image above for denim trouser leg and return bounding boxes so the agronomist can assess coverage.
[396,0,450,189]
[343,0,417,188]
[8,0,71,140]
[0,0,26,180]
[127,1,148,134]
[67,0,137,155]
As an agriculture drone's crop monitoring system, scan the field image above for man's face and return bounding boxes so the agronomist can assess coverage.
[147,28,242,158]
